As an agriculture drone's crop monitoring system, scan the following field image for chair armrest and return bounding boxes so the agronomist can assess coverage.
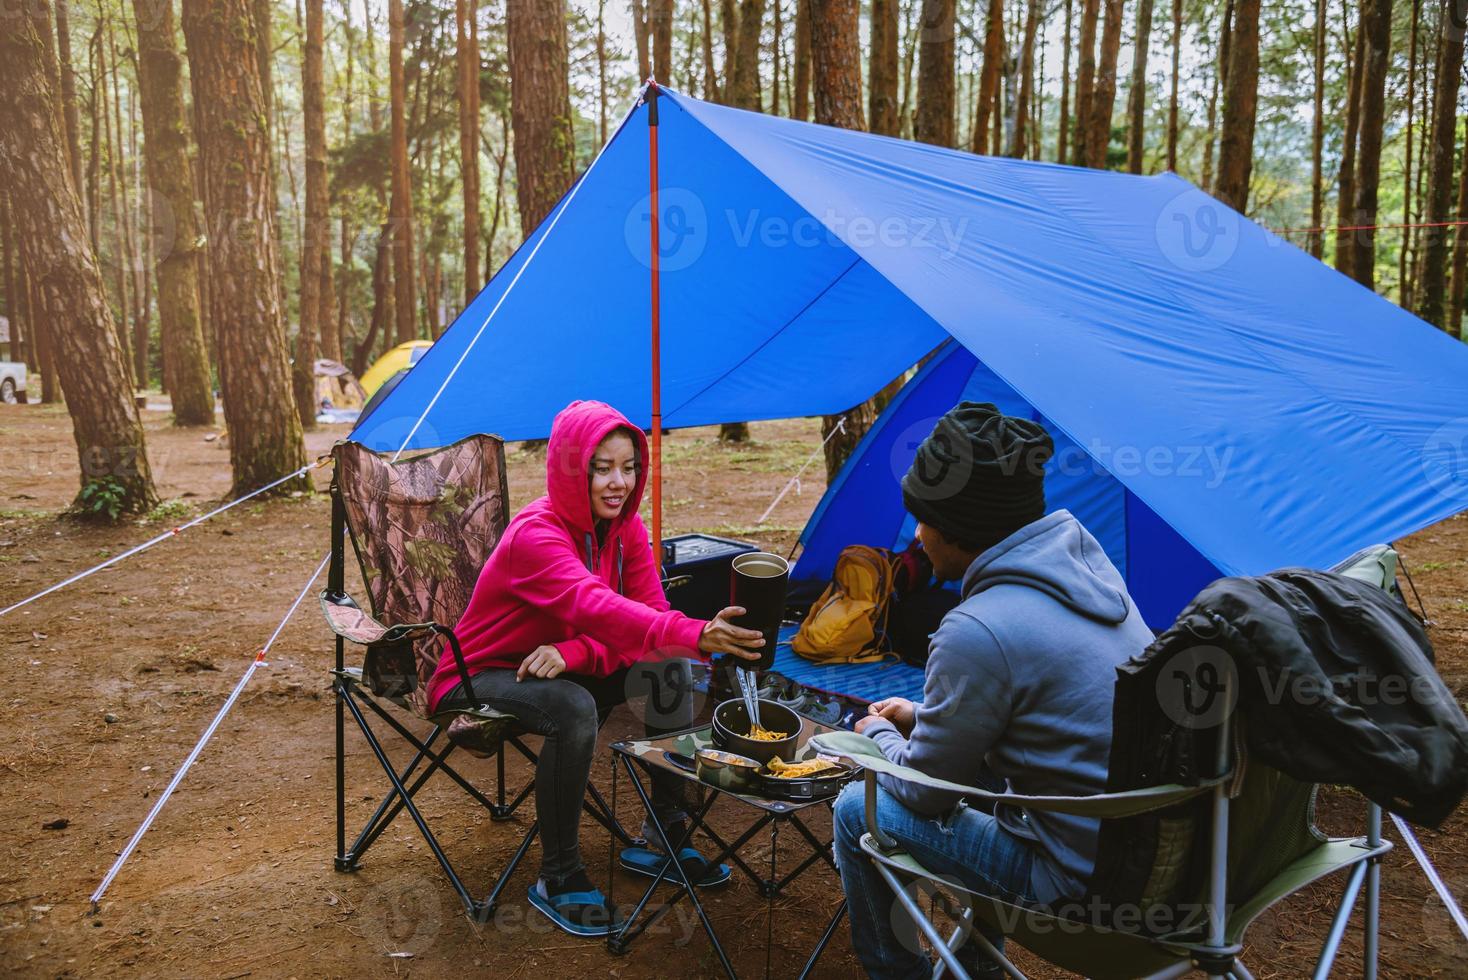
[810,730,1216,820]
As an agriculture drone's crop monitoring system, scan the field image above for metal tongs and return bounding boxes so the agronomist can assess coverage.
[735,666,761,730]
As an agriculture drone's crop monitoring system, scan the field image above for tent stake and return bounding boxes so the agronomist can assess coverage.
[647,80,663,561]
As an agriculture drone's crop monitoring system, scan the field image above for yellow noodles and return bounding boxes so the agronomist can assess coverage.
[746,724,789,741]
[766,758,839,779]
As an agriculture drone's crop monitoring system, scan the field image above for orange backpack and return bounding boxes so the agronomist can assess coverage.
[791,545,898,664]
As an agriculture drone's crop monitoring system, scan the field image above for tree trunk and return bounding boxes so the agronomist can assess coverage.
[101,21,134,382]
[720,0,739,99]
[1166,0,1180,171]
[868,0,898,135]
[1407,30,1432,298]
[292,0,327,430]
[792,0,811,120]
[1071,0,1100,165]
[181,0,308,496]
[1415,1,1464,327]
[1398,0,1420,304]
[1125,0,1154,173]
[1058,0,1074,162]
[132,0,214,426]
[388,0,417,344]
[810,0,865,129]
[651,0,675,81]
[915,0,955,146]
[1081,0,1123,169]
[357,219,394,378]
[1448,114,1468,337]
[0,3,158,515]
[319,216,336,361]
[1308,0,1325,258]
[729,0,766,110]
[55,0,84,195]
[1201,0,1234,191]
[1335,24,1364,276]
[1345,0,1392,290]
[86,27,102,252]
[457,0,481,309]
[506,0,577,237]
[1212,0,1259,212]
[23,248,62,402]
[1007,0,1042,158]
[1,194,16,362]
[971,0,1003,153]
[771,0,783,113]
[700,0,717,100]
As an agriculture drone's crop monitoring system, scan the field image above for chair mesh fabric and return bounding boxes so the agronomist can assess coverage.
[333,434,510,716]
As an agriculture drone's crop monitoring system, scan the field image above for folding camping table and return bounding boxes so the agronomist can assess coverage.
[605,720,850,979]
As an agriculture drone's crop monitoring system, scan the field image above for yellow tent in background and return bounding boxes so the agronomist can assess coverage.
[359,340,432,397]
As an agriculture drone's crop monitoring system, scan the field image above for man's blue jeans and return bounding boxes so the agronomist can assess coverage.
[833,782,1041,980]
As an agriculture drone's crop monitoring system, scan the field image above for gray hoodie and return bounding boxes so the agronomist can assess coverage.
[864,509,1153,904]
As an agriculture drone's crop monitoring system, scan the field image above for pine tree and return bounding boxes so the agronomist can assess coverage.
[0,0,159,516]
[131,0,214,426]
[180,0,308,495]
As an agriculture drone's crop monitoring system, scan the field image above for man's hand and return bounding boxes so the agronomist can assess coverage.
[517,644,566,681]
[698,606,765,660]
[859,696,916,737]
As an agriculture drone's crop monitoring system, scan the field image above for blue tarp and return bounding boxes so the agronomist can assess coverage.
[354,87,1468,628]
[795,339,1217,628]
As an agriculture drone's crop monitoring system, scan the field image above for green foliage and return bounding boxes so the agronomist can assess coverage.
[145,498,194,524]
[76,477,129,523]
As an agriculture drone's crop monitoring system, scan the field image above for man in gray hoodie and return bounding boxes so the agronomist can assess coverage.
[833,402,1154,979]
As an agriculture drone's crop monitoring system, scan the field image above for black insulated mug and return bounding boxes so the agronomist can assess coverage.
[729,552,790,671]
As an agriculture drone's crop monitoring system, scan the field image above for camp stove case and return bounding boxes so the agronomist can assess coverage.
[660,533,760,620]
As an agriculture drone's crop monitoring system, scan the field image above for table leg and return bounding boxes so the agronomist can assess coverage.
[797,900,847,980]
[765,819,779,979]
[608,756,737,979]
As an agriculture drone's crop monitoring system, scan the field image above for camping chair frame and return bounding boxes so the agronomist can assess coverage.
[807,543,1411,979]
[811,720,1390,980]
[324,442,635,922]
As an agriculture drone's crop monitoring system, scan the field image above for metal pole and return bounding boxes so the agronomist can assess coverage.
[1206,686,1232,978]
[646,80,663,558]
[1363,803,1382,979]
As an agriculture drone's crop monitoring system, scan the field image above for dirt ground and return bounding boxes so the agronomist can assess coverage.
[1,400,1465,978]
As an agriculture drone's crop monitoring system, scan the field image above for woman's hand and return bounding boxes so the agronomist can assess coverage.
[517,644,567,681]
[856,696,916,737]
[698,606,765,660]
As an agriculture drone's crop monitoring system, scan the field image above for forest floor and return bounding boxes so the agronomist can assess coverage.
[0,400,1465,978]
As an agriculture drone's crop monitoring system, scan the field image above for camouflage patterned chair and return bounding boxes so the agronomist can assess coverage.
[321,434,630,921]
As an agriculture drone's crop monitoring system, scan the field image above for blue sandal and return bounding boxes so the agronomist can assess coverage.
[526,882,624,937]
[619,845,732,887]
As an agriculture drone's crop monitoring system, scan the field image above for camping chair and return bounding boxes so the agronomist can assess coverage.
[321,434,632,920]
[809,545,1405,979]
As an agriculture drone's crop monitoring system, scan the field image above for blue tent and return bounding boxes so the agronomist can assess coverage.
[793,339,1219,628]
[354,86,1468,631]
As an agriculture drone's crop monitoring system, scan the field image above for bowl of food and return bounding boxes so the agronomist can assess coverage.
[711,698,801,764]
[694,748,764,794]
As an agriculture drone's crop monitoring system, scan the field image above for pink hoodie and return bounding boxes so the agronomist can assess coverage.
[425,400,707,712]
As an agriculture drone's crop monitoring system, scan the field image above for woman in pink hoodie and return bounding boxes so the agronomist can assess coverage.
[426,400,762,936]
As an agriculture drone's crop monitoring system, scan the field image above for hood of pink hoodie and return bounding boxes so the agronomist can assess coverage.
[545,400,649,538]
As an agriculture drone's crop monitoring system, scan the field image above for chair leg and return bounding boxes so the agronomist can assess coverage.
[1311,861,1368,980]
[349,727,448,862]
[335,676,350,872]
[1363,804,1382,980]
[871,859,1028,980]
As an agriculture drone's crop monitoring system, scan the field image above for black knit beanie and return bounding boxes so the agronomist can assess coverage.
[901,402,1054,553]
